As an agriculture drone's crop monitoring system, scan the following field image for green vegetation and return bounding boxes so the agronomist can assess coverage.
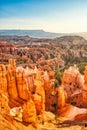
[54,68,64,87]
[54,61,87,87]
[50,53,55,59]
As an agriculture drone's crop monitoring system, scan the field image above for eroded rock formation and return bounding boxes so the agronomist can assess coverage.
[61,65,84,107]
[82,66,87,107]
[0,59,41,128]
[57,86,67,109]
[43,71,58,113]
[1,59,87,129]
[0,59,57,129]
[57,65,87,122]
[0,64,10,115]
[22,100,37,125]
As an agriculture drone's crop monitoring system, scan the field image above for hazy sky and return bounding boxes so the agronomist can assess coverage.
[0,0,87,33]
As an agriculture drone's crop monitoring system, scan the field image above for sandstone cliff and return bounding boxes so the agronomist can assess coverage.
[57,65,87,123]
[1,59,87,129]
[0,59,58,129]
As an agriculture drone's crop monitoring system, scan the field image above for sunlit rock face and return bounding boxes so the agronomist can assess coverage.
[58,104,87,121]
[3,59,87,127]
[0,64,10,115]
[7,60,46,115]
[57,65,87,122]
[16,71,30,101]
[10,106,22,117]
[0,59,46,127]
[7,59,18,102]
[82,66,87,107]
[0,59,58,120]
[61,66,84,107]
[3,59,58,125]
[34,70,45,114]
[32,94,42,115]
[84,66,87,86]
[43,71,58,113]
[57,86,67,109]
[0,64,7,95]
[22,100,37,125]
[0,64,11,130]
[62,66,84,95]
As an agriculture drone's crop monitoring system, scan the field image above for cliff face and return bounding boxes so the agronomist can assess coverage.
[61,66,84,107]
[6,59,46,124]
[57,65,87,122]
[0,64,10,115]
[82,66,87,107]
[1,59,87,129]
[0,59,58,129]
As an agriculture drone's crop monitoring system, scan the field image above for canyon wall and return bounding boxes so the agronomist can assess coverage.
[57,65,87,121]
[1,59,87,128]
[0,59,57,127]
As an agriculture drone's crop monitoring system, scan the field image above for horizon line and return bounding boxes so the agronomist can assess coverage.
[0,29,87,34]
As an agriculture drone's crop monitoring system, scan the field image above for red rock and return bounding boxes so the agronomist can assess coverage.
[0,64,7,95]
[82,66,87,107]
[43,71,57,112]
[58,86,67,108]
[34,72,45,114]
[58,104,87,121]
[61,66,84,107]
[33,94,42,115]
[22,100,37,125]
[16,71,30,101]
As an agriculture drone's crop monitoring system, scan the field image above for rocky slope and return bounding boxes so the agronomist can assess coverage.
[1,59,87,129]
[0,59,59,130]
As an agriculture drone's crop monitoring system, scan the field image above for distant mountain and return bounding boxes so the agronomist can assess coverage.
[0,29,87,39]
[0,30,64,39]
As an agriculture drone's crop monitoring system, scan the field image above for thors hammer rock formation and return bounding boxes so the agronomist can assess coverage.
[0,59,47,126]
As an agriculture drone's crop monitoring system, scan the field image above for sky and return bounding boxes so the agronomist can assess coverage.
[0,0,87,33]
